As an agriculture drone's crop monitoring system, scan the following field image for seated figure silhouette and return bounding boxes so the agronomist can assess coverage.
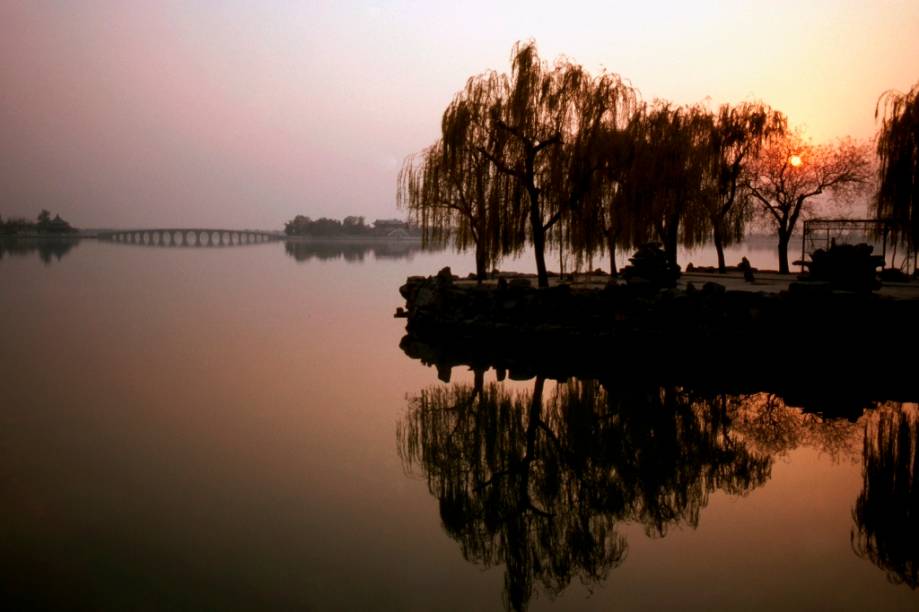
[738,256,755,283]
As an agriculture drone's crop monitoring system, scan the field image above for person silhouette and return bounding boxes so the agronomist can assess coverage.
[738,256,755,283]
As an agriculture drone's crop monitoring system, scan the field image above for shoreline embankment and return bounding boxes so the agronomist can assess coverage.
[397,268,919,410]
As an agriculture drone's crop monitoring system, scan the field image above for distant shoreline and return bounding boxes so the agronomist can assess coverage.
[283,235,422,243]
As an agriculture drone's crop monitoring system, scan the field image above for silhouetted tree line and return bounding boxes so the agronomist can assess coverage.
[398,376,771,611]
[0,210,77,235]
[398,41,886,283]
[283,215,420,238]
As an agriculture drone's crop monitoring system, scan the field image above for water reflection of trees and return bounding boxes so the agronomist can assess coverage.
[0,237,80,264]
[729,393,861,460]
[398,376,772,611]
[852,403,919,589]
[284,239,432,263]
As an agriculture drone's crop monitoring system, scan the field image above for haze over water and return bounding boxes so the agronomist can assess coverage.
[1,241,916,610]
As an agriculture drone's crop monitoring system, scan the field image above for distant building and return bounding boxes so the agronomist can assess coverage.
[372,218,420,238]
[373,218,409,231]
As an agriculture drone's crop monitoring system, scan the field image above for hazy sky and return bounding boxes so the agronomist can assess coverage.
[1,1,917,228]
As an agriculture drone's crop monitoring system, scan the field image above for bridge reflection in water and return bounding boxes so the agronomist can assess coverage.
[97,229,280,247]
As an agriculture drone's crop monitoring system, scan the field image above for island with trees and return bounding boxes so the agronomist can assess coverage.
[1,210,78,235]
[0,210,81,263]
[283,215,420,239]
[395,41,919,356]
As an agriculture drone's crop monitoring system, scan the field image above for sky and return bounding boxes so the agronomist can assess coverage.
[1,1,917,229]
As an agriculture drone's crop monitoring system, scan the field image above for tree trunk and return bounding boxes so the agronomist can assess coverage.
[777,230,790,274]
[475,243,487,283]
[714,228,726,273]
[664,220,679,270]
[532,225,548,288]
[607,229,618,276]
[528,187,549,288]
[526,376,545,455]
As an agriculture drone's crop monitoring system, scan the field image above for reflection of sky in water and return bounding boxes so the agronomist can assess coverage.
[0,241,915,610]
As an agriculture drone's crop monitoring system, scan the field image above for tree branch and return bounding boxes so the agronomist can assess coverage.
[749,187,784,226]
[476,145,524,180]
[534,133,561,153]
[543,210,563,231]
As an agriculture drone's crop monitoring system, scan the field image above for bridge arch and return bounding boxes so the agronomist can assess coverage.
[96,228,281,248]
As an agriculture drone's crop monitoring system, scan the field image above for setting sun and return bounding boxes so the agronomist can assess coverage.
[789,154,803,167]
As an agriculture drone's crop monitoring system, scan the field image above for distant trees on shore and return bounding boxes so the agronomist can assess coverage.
[0,210,77,235]
[399,41,883,281]
[283,215,420,238]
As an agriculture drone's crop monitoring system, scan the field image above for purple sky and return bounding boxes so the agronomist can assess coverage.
[1,1,917,229]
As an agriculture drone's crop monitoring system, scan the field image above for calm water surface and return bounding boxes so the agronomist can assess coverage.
[1,238,916,611]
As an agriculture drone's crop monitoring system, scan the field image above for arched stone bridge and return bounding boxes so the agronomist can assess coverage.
[97,229,282,247]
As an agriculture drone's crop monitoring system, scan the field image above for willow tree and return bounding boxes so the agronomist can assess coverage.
[708,103,786,272]
[398,377,628,611]
[398,376,770,611]
[550,72,637,274]
[494,42,567,287]
[465,41,635,287]
[615,103,716,268]
[874,82,919,257]
[852,403,919,588]
[402,41,636,286]
[398,72,515,281]
[747,133,872,273]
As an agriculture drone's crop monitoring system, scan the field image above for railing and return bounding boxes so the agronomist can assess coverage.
[799,219,914,272]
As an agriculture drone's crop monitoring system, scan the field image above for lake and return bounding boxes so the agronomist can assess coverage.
[1,237,916,611]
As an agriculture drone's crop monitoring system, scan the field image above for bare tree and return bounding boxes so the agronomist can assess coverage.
[747,133,872,273]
